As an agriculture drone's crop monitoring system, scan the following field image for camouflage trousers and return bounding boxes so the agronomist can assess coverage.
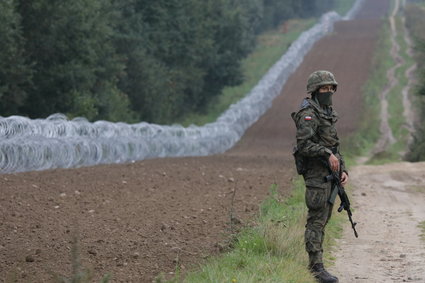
[304,182,334,266]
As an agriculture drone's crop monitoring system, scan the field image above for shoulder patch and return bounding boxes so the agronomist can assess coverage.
[300,99,310,109]
[304,115,312,121]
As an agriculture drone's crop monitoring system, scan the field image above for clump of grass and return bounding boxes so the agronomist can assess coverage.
[418,221,425,242]
[163,178,344,283]
[408,185,425,193]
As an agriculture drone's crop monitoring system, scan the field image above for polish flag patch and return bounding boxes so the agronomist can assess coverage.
[304,116,312,121]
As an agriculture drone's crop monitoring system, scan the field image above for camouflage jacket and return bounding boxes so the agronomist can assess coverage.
[291,97,347,187]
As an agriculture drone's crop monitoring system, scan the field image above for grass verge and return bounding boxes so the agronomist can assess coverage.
[341,22,392,164]
[404,2,425,161]
[419,221,425,242]
[385,12,416,158]
[333,0,357,15]
[342,6,417,164]
[161,179,344,283]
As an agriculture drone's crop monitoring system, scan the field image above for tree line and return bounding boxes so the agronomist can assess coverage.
[0,0,336,123]
[405,1,425,161]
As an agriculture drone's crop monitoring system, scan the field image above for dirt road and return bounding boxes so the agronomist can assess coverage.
[331,1,425,282]
[0,0,394,282]
[331,162,425,282]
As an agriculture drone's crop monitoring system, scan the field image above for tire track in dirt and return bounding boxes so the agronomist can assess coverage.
[332,163,425,282]
[331,1,425,282]
[371,0,400,156]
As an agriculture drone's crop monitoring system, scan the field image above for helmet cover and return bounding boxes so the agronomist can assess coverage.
[306,70,338,93]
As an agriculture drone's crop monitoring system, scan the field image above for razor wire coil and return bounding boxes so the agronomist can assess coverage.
[0,2,364,173]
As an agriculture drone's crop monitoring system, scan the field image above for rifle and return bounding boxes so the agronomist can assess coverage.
[325,170,359,238]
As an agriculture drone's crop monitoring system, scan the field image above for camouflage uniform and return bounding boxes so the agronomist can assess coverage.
[291,96,347,267]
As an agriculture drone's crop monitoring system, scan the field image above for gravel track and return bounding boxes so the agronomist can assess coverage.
[331,163,425,282]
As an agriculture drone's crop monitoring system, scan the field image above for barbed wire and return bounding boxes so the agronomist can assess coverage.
[0,2,363,173]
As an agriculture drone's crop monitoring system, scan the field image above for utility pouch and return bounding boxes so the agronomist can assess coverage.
[292,146,306,175]
[324,172,339,205]
[328,183,339,205]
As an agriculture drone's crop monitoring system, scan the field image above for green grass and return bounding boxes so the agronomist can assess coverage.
[177,18,315,127]
[371,8,418,163]
[384,13,416,159]
[333,0,357,15]
[419,221,425,242]
[408,185,425,193]
[160,179,344,283]
[343,6,417,165]
[404,2,425,161]
[341,23,392,163]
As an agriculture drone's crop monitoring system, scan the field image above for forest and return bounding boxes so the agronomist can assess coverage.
[0,0,337,123]
[405,0,425,160]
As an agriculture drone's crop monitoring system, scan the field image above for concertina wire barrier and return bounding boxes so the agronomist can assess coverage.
[0,0,364,173]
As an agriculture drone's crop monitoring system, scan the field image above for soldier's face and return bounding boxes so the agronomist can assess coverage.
[318,85,335,93]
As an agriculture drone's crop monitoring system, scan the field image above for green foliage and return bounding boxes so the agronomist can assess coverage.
[16,0,136,121]
[298,0,335,18]
[114,0,259,123]
[332,0,356,15]
[178,19,315,126]
[0,0,31,116]
[382,15,415,160]
[404,3,425,161]
[0,0,350,122]
[405,3,425,95]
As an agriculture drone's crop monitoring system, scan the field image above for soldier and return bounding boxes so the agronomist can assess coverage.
[291,70,348,283]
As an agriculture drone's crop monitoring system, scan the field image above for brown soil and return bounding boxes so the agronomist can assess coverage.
[0,1,390,282]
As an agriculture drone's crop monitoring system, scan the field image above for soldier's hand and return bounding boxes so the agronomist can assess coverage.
[329,153,339,172]
[341,171,349,186]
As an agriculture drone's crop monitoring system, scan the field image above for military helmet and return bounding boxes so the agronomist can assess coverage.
[306,70,338,93]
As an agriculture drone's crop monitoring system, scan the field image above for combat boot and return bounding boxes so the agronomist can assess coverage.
[310,263,339,283]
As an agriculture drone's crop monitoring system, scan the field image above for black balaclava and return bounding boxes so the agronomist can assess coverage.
[313,91,333,106]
